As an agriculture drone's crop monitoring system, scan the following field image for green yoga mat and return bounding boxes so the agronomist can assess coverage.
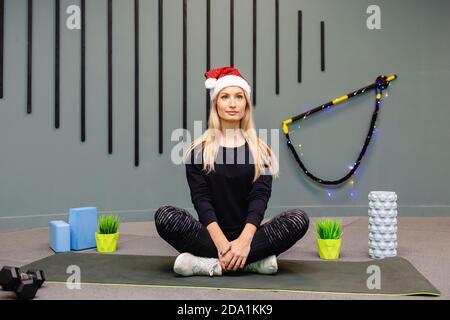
[22,253,440,297]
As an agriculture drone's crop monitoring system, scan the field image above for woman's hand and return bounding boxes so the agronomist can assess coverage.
[219,250,234,272]
[206,222,233,271]
[208,223,256,272]
[224,223,256,271]
[217,242,232,271]
[225,238,251,271]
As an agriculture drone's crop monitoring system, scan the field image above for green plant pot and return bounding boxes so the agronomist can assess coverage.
[95,232,119,253]
[317,238,341,260]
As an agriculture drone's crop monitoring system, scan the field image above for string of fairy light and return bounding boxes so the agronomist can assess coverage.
[282,74,397,192]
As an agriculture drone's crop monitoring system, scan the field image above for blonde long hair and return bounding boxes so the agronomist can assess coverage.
[183,91,279,182]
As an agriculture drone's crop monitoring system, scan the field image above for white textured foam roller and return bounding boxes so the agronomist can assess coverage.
[368,191,398,259]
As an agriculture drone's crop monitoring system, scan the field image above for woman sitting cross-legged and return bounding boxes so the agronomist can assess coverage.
[155,66,309,277]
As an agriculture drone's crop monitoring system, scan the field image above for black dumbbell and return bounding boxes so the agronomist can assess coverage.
[0,266,45,300]
[25,268,46,288]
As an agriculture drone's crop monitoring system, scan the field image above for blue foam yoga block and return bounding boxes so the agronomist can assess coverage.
[68,207,98,250]
[49,220,71,253]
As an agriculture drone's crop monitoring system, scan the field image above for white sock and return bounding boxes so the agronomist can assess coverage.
[244,255,278,274]
[173,252,222,277]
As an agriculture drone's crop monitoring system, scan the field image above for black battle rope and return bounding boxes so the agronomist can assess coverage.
[282,75,397,185]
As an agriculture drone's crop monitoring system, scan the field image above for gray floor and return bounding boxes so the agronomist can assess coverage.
[0,217,449,300]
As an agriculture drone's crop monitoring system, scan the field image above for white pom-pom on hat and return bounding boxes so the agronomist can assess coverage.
[205,78,217,89]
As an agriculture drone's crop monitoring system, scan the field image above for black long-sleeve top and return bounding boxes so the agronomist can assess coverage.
[185,142,272,235]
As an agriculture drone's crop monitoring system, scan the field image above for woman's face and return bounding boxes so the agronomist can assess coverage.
[215,86,247,123]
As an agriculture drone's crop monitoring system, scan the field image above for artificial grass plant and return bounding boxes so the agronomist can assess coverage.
[315,218,342,240]
[98,215,121,234]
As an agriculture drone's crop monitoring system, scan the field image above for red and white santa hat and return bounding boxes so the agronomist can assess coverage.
[204,66,251,102]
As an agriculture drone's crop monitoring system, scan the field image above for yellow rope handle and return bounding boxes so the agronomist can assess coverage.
[282,118,292,134]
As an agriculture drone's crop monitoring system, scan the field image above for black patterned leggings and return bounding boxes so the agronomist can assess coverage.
[154,205,309,265]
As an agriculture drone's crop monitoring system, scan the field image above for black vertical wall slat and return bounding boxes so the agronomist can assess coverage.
[81,0,85,141]
[321,20,325,72]
[298,10,302,83]
[0,0,4,99]
[108,0,112,154]
[206,0,211,122]
[27,0,32,114]
[134,0,139,166]
[182,0,187,130]
[158,0,163,154]
[230,0,234,67]
[55,0,59,127]
[275,0,279,94]
[252,0,256,106]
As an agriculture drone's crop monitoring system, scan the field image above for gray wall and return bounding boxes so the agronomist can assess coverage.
[1,0,449,231]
